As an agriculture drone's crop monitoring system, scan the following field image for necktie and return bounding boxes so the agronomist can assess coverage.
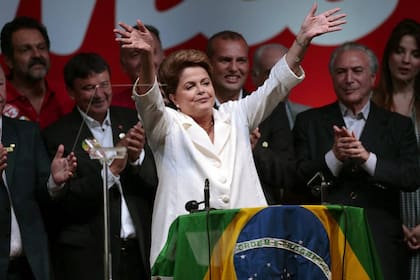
[109,186,121,239]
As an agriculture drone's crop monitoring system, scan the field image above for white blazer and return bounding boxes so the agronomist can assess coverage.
[133,56,305,266]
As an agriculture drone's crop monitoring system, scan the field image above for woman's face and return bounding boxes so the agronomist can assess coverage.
[388,35,420,84]
[170,66,215,120]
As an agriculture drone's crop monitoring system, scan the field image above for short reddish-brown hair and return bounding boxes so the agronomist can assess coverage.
[158,49,213,99]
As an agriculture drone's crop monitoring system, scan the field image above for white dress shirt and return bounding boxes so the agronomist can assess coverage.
[325,101,377,177]
[78,108,136,239]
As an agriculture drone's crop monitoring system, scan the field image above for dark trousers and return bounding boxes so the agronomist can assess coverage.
[8,256,35,280]
[52,238,148,280]
[115,238,148,280]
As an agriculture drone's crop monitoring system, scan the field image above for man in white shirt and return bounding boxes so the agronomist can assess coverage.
[42,53,157,280]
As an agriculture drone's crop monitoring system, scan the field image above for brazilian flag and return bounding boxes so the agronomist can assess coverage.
[152,205,383,279]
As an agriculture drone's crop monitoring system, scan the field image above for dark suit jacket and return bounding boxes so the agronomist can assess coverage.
[293,101,420,279]
[253,102,295,204]
[42,107,158,280]
[253,101,312,205]
[0,117,52,280]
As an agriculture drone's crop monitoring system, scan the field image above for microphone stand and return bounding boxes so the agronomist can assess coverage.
[319,172,329,205]
[87,143,127,280]
[307,172,330,205]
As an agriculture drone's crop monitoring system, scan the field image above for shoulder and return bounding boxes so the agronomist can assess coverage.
[371,102,412,124]
[296,102,336,118]
[42,109,80,138]
[288,101,311,114]
[110,106,138,121]
[3,116,39,131]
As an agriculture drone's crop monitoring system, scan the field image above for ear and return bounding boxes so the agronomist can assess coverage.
[66,86,75,100]
[4,56,13,70]
[168,93,176,105]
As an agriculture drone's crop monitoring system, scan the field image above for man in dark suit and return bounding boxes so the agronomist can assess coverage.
[293,42,420,279]
[251,43,310,204]
[42,53,157,280]
[0,65,76,280]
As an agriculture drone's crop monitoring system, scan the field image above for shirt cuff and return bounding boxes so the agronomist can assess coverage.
[361,152,377,176]
[325,150,343,177]
[132,77,158,98]
[129,149,145,166]
[47,175,65,198]
[102,164,121,191]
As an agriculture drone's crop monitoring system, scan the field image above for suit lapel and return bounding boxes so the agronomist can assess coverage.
[181,109,231,156]
[359,103,386,151]
[3,118,18,188]
[322,102,345,138]
[110,108,133,146]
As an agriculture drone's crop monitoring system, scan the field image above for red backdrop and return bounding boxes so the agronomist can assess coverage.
[1,0,419,107]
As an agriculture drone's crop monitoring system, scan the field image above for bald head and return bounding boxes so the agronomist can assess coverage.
[252,43,288,87]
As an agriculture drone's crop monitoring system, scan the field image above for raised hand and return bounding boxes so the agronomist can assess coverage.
[114,19,156,93]
[300,3,347,42]
[114,20,154,53]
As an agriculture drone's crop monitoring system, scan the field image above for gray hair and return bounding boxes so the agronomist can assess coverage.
[329,42,378,74]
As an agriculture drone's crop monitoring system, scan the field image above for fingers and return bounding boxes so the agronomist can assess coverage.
[66,152,77,173]
[54,144,65,160]
[135,19,147,32]
[0,146,7,172]
[117,123,145,162]
[324,7,341,18]
[309,2,318,17]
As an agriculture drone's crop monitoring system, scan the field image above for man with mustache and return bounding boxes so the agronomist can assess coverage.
[0,16,74,129]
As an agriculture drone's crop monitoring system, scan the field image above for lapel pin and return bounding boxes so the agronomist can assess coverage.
[6,144,15,152]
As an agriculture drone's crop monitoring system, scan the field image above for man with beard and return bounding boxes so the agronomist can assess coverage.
[0,16,74,129]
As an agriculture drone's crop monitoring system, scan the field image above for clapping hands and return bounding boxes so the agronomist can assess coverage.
[332,125,369,163]
[403,224,420,251]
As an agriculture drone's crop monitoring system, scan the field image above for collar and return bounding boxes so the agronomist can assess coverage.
[77,107,111,129]
[6,79,55,102]
[338,100,370,120]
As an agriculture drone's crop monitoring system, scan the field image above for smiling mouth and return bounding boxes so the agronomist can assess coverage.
[225,75,240,83]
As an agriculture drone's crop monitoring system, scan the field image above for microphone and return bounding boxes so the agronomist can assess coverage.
[307,171,331,205]
[204,178,210,209]
[185,200,204,213]
[185,178,214,213]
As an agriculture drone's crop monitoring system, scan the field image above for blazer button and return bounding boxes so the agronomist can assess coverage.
[262,141,269,148]
[221,195,230,204]
[350,192,357,200]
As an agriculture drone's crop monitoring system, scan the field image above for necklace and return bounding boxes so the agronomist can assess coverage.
[202,118,214,134]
